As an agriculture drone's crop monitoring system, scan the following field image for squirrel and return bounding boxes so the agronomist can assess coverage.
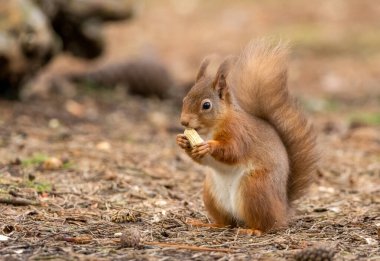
[176,39,318,234]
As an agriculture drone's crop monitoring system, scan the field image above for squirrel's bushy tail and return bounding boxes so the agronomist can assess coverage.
[230,39,318,202]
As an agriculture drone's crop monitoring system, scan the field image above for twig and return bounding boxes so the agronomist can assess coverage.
[0,197,39,206]
[49,191,82,196]
[186,219,228,229]
[144,241,234,253]
[56,235,92,244]
[8,190,23,198]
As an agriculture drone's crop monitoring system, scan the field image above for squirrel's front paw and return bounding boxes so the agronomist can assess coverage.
[191,142,211,159]
[176,134,191,150]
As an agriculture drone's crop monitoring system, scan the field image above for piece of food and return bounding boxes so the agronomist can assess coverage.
[184,128,204,148]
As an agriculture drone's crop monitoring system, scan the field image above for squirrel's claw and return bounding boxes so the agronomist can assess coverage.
[176,134,191,149]
[237,228,262,236]
[191,142,210,159]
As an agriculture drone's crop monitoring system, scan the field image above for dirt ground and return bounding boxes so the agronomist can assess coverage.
[1,1,379,260]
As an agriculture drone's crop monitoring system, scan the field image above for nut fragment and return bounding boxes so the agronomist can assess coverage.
[184,129,204,148]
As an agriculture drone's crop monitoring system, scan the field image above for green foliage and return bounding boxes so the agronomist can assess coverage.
[21,153,49,167]
[25,180,52,193]
[62,161,75,170]
[301,97,341,113]
[276,24,380,56]
[349,112,380,126]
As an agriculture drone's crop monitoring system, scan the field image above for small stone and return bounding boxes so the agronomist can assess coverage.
[48,118,60,129]
[65,100,85,117]
[0,235,10,242]
[42,157,63,170]
[96,141,111,151]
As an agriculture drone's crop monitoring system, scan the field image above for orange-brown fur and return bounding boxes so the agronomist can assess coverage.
[238,168,288,230]
[230,40,319,202]
[176,39,318,233]
[207,108,289,231]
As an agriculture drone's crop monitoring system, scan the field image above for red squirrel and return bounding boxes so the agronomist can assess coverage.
[176,40,318,234]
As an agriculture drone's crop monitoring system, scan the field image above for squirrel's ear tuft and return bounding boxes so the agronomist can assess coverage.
[214,73,228,100]
[213,56,236,100]
[196,58,210,82]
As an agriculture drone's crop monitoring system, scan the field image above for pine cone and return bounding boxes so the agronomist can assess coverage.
[67,59,175,99]
[295,247,336,261]
[120,228,141,248]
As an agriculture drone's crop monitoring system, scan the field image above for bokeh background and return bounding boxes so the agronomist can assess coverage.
[50,0,380,97]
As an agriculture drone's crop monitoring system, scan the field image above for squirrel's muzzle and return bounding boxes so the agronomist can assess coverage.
[180,113,190,127]
[180,119,189,127]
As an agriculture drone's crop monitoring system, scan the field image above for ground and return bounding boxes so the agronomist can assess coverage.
[0,0,379,260]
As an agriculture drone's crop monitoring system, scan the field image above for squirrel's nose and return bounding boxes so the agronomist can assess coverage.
[180,113,191,127]
[181,119,189,127]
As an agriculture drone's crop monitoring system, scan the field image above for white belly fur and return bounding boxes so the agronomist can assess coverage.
[203,155,251,219]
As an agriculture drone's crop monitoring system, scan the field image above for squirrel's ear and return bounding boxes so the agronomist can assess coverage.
[213,56,236,100]
[196,58,210,82]
[215,73,229,100]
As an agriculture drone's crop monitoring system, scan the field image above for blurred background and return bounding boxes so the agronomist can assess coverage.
[0,1,379,260]
[2,0,380,104]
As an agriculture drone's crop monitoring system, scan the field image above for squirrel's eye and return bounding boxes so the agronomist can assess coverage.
[201,100,212,110]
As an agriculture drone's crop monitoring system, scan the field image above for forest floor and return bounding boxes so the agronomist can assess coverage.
[1,0,379,260]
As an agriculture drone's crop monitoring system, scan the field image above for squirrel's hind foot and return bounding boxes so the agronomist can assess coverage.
[236,228,262,236]
[186,219,262,236]
[186,218,230,229]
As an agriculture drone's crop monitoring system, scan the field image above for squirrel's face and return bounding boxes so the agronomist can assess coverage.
[180,57,234,135]
[180,76,229,135]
